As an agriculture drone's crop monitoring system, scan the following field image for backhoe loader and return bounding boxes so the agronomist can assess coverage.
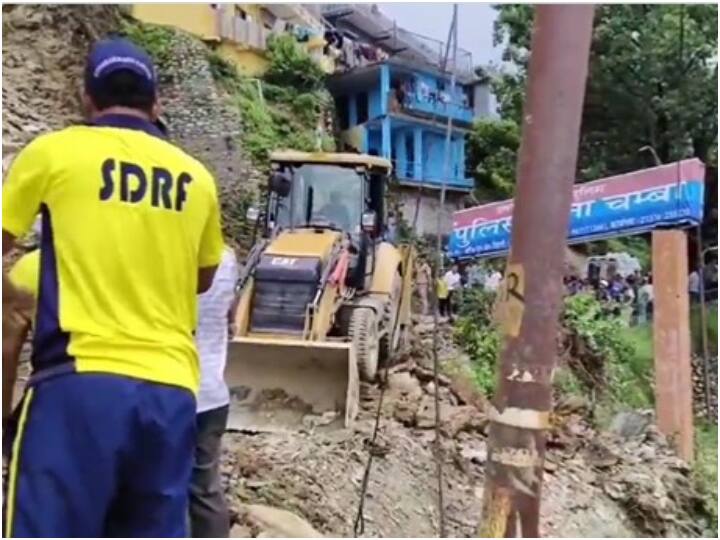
[226,151,414,432]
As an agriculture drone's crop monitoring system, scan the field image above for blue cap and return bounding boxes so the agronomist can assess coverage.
[84,38,157,96]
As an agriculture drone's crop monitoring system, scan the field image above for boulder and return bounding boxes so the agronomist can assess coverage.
[241,504,323,538]
[387,371,422,398]
[608,410,654,440]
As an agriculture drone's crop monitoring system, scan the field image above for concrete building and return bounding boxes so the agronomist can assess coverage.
[322,3,489,234]
[132,4,331,76]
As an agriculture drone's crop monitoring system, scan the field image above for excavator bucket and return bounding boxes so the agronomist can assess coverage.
[225,337,359,433]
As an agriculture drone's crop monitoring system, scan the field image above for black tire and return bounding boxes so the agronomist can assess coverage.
[379,272,403,362]
[349,308,380,382]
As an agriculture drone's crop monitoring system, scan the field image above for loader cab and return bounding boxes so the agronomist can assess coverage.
[262,151,392,290]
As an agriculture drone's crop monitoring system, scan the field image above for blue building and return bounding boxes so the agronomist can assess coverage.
[322,4,488,233]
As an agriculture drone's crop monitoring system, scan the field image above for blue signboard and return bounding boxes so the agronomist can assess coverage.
[449,159,706,260]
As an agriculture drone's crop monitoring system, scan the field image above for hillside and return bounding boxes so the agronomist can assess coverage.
[2,5,715,538]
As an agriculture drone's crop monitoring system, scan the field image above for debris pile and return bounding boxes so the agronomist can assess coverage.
[220,323,712,537]
[692,354,718,421]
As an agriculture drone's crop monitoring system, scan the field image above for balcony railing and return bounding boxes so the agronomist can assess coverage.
[216,7,270,50]
[392,159,473,190]
[322,4,474,80]
[389,89,473,124]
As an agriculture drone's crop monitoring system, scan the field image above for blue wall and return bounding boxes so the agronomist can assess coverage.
[334,62,473,190]
[390,68,473,124]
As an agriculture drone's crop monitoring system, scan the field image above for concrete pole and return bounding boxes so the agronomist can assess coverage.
[652,229,694,462]
[478,5,595,537]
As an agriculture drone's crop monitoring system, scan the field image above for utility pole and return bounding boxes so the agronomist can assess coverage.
[478,5,595,538]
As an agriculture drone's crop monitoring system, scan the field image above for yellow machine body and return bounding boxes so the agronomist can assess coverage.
[225,152,414,432]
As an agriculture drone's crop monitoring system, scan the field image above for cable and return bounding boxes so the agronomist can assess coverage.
[353,6,457,536]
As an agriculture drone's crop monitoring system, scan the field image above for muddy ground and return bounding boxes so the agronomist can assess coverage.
[221,324,710,538]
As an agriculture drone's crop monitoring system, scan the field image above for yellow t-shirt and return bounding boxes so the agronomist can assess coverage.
[436,278,449,299]
[2,116,225,393]
[8,250,40,298]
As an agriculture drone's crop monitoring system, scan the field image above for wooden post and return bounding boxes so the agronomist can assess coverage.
[652,229,694,462]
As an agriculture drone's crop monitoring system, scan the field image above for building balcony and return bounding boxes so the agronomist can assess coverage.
[390,88,473,125]
[394,160,474,191]
[217,7,270,51]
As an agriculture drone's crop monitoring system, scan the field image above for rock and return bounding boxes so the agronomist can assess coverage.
[602,482,625,500]
[555,394,590,414]
[608,410,654,439]
[230,524,252,537]
[460,440,487,464]
[241,504,323,538]
[415,395,450,428]
[424,382,437,395]
[387,371,422,397]
[393,396,421,426]
[441,405,488,438]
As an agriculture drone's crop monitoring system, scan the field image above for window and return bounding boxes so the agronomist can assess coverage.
[235,6,249,21]
[276,165,364,233]
[337,95,349,129]
[357,92,369,124]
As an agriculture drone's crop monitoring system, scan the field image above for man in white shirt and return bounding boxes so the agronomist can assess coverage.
[688,269,701,303]
[485,269,503,292]
[190,247,240,538]
[443,264,462,319]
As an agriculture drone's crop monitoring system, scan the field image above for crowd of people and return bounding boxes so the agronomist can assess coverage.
[415,253,719,327]
[562,271,655,325]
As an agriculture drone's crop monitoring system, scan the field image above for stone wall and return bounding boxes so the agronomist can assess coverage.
[154,29,263,248]
[396,186,468,236]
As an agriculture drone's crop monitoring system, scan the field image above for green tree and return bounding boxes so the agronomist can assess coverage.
[492,4,718,180]
[467,118,520,199]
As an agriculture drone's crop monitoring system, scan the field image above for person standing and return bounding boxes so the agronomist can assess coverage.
[637,276,652,325]
[436,274,449,318]
[415,258,432,316]
[191,247,239,538]
[484,267,503,293]
[688,269,701,304]
[2,38,224,537]
[443,264,462,319]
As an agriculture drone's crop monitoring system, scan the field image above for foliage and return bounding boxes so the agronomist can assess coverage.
[467,119,520,199]
[453,287,500,397]
[562,293,654,413]
[691,301,719,355]
[119,20,176,74]
[264,33,325,93]
[207,50,239,87]
[212,34,333,166]
[694,421,719,535]
[491,4,718,182]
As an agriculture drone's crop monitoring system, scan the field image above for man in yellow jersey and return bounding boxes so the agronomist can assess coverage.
[1,38,224,537]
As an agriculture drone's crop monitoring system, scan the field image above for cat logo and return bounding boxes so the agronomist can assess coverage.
[270,257,297,266]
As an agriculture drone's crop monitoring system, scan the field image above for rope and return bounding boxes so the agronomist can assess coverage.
[353,6,458,536]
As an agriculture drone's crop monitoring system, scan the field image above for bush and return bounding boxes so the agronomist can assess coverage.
[562,293,654,417]
[264,34,325,93]
[453,287,500,397]
[207,50,239,88]
[119,20,176,74]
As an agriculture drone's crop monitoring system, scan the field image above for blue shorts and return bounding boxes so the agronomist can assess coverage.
[3,372,196,538]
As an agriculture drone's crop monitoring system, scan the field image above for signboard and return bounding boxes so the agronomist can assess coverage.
[449,159,706,260]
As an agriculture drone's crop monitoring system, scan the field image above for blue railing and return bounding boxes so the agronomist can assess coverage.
[402,93,473,123]
[392,159,473,189]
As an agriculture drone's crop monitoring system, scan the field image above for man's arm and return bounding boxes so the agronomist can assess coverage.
[3,231,34,313]
[197,178,225,293]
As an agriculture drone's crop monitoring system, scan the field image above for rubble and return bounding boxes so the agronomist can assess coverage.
[692,354,718,421]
